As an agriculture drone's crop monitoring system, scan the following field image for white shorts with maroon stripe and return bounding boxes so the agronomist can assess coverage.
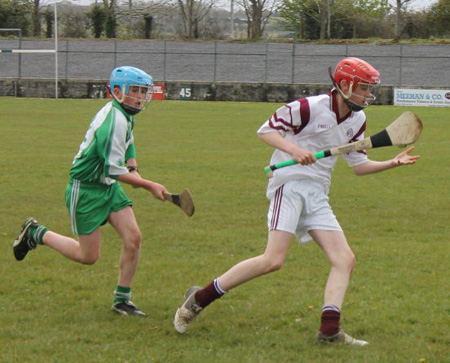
[267,179,342,243]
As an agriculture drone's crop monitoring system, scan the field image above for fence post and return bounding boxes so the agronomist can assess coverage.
[399,44,403,86]
[65,39,69,79]
[213,41,217,82]
[114,40,117,69]
[291,38,296,84]
[18,30,22,79]
[265,41,268,83]
[163,40,167,81]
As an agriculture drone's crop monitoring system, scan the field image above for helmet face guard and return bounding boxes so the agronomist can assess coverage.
[109,66,154,115]
[329,57,380,111]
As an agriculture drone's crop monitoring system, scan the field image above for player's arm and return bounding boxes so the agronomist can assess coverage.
[257,99,316,165]
[353,146,419,176]
[125,157,141,180]
[258,131,316,165]
[126,157,137,168]
[117,172,167,201]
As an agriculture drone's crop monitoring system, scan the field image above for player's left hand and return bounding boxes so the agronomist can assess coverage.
[393,146,420,166]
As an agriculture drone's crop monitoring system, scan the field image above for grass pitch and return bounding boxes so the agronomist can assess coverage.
[0,99,448,362]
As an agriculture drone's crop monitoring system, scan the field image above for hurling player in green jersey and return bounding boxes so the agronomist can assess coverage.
[13,66,169,317]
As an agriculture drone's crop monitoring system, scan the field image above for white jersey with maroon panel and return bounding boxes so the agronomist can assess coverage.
[258,92,370,199]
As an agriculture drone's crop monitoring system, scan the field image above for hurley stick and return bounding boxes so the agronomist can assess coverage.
[264,111,423,178]
[163,189,195,217]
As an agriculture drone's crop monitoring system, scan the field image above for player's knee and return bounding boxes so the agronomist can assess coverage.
[80,253,100,265]
[344,251,356,272]
[350,253,356,272]
[264,257,285,273]
[269,261,284,272]
[331,250,355,273]
[125,229,142,251]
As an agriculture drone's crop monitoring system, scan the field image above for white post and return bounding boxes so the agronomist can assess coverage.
[54,4,58,99]
[230,0,235,38]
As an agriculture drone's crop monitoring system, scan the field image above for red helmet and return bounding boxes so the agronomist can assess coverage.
[330,57,380,111]
[334,57,380,92]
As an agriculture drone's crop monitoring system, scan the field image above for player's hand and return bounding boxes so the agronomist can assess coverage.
[147,182,167,201]
[392,146,420,166]
[291,146,316,165]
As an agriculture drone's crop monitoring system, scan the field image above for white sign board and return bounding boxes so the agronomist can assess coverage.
[394,88,450,107]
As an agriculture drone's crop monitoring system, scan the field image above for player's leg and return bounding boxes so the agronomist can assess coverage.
[174,182,301,333]
[310,229,368,346]
[108,206,141,287]
[173,229,293,333]
[311,229,354,309]
[108,206,146,317]
[13,216,101,264]
[217,229,293,291]
[44,229,101,264]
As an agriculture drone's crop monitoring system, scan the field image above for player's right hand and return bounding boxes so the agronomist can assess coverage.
[291,147,316,165]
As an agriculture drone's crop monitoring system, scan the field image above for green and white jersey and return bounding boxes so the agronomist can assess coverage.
[70,100,136,185]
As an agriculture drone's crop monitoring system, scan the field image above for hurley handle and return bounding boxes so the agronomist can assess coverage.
[264,151,326,177]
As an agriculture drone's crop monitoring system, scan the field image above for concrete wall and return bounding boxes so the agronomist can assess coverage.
[0,78,411,105]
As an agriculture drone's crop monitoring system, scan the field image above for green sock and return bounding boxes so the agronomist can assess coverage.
[28,224,49,245]
[114,285,131,304]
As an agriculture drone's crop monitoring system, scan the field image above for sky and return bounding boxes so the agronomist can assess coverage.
[409,0,439,10]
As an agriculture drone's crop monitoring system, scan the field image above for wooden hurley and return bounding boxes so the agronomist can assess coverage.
[163,189,195,217]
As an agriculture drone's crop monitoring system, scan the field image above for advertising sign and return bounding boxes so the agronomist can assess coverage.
[152,84,165,100]
[394,88,450,107]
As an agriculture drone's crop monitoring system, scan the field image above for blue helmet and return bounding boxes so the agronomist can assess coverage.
[109,66,153,94]
[109,66,154,115]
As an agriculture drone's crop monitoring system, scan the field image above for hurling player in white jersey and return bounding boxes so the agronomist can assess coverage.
[13,66,169,317]
[174,57,419,345]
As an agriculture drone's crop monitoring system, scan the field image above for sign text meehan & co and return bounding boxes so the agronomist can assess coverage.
[394,89,450,107]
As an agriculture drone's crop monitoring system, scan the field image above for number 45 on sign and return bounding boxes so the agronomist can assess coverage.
[179,86,192,100]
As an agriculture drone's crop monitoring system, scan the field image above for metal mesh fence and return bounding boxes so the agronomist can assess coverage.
[0,39,449,87]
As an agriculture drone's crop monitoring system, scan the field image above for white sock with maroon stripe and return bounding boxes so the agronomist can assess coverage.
[322,304,341,313]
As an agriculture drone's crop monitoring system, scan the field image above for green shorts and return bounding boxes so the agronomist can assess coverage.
[65,179,132,235]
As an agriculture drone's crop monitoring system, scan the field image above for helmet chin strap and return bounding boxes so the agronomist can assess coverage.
[122,104,141,115]
[346,99,366,112]
[328,67,365,112]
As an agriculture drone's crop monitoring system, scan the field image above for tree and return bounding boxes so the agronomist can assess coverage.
[177,0,214,38]
[102,0,117,38]
[337,0,389,38]
[0,0,31,35]
[43,9,53,38]
[31,0,41,36]
[280,0,398,39]
[427,0,450,37]
[59,8,89,38]
[143,13,153,38]
[279,0,330,39]
[113,0,172,39]
[389,0,412,40]
[87,5,107,38]
[105,12,117,37]
[238,0,278,39]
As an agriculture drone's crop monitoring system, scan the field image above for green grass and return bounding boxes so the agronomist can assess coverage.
[0,99,448,362]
